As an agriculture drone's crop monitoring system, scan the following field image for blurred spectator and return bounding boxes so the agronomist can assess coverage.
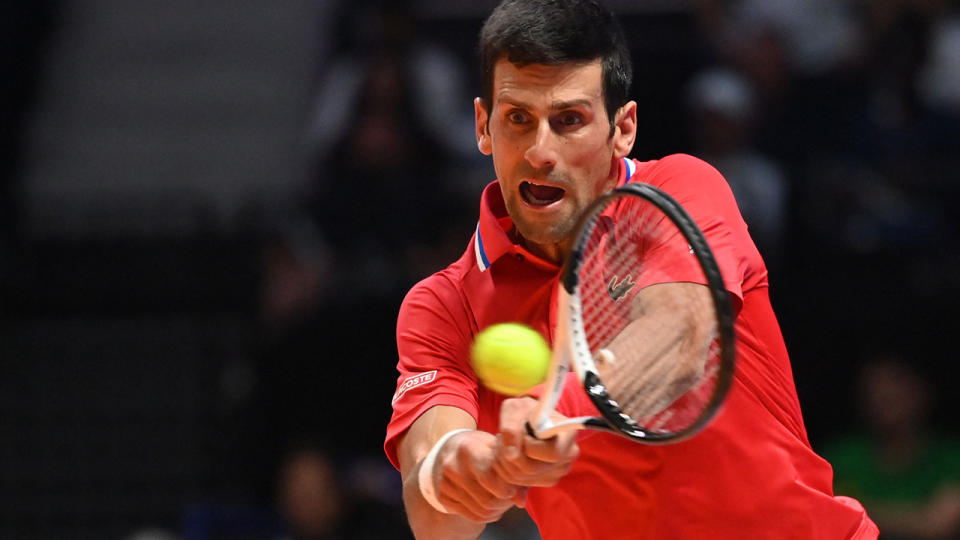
[178,444,411,540]
[824,357,960,540]
[0,0,61,266]
[250,2,480,533]
[697,0,862,78]
[275,445,412,540]
[262,0,480,332]
[786,1,956,257]
[305,1,483,178]
[919,8,960,114]
[849,0,958,157]
[797,158,944,256]
[692,0,858,168]
[277,447,346,539]
[685,66,789,269]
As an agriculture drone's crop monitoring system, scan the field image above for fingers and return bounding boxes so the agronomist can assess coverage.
[440,482,515,523]
[429,430,523,523]
[494,432,578,487]
[524,429,579,464]
[423,398,583,523]
[495,397,580,487]
[443,472,516,522]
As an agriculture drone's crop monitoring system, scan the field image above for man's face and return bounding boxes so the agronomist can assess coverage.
[476,58,635,261]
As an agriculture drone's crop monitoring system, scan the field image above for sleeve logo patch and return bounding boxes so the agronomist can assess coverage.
[392,370,438,404]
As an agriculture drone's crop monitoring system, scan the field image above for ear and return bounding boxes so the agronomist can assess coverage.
[474,97,493,156]
[612,100,638,159]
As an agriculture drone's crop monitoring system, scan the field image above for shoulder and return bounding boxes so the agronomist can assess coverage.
[631,153,740,220]
[401,270,462,321]
[636,153,729,192]
[399,259,476,342]
[633,153,763,293]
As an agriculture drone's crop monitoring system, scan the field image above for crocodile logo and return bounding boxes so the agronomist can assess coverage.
[607,274,636,302]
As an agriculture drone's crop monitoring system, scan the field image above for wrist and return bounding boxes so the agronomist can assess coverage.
[417,428,472,514]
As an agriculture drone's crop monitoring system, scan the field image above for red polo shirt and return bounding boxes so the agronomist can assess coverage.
[385,154,878,539]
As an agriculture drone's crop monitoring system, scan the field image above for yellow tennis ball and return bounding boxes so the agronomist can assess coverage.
[470,323,551,396]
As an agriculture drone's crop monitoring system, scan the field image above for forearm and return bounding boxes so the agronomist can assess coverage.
[398,406,496,539]
[403,459,486,540]
[602,282,715,417]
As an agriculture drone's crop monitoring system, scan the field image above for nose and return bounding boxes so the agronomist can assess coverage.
[524,120,558,169]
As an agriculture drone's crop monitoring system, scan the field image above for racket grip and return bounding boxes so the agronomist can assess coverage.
[525,421,538,439]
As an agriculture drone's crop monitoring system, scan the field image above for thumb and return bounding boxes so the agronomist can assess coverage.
[523,429,579,464]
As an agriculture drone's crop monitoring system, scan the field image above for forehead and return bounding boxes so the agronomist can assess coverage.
[492,58,604,107]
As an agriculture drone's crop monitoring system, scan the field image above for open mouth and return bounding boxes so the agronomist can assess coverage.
[520,181,565,207]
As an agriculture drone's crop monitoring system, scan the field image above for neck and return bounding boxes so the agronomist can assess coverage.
[510,227,570,264]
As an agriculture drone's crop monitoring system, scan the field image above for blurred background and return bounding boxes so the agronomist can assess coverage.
[1,0,958,538]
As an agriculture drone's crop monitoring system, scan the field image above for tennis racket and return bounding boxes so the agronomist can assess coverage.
[527,182,736,444]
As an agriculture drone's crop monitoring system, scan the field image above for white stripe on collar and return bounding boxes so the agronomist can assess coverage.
[474,222,490,272]
[623,157,636,181]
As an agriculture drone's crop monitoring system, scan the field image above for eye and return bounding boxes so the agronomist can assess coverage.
[506,110,529,124]
[557,112,583,127]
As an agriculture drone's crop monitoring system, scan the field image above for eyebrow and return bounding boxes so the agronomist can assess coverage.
[497,97,594,111]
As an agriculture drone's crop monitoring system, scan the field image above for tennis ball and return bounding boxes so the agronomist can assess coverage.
[470,323,550,396]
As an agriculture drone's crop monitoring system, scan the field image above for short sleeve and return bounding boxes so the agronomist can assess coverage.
[384,274,479,470]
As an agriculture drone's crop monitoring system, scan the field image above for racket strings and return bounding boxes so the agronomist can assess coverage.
[578,197,722,434]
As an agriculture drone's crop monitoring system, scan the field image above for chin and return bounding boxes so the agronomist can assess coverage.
[506,194,576,242]
[514,218,574,248]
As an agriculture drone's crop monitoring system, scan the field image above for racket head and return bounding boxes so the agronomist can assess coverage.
[560,182,736,444]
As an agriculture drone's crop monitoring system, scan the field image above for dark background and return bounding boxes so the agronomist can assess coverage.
[2,0,958,538]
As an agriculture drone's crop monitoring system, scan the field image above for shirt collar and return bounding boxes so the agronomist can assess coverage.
[619,155,637,187]
[474,157,637,272]
[474,181,514,272]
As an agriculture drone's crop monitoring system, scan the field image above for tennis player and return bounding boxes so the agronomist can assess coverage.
[385,1,879,538]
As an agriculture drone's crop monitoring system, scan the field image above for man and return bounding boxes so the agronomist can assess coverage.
[384,1,879,538]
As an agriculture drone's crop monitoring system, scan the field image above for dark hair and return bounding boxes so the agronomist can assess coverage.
[479,0,633,133]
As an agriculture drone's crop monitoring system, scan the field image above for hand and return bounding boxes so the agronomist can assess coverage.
[494,396,580,489]
[424,429,525,523]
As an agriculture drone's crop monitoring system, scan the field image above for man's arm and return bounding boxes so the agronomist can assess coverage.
[600,281,718,419]
[398,405,522,539]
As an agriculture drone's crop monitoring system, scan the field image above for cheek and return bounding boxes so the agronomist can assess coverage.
[572,140,613,179]
[570,130,612,162]
[492,140,527,175]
